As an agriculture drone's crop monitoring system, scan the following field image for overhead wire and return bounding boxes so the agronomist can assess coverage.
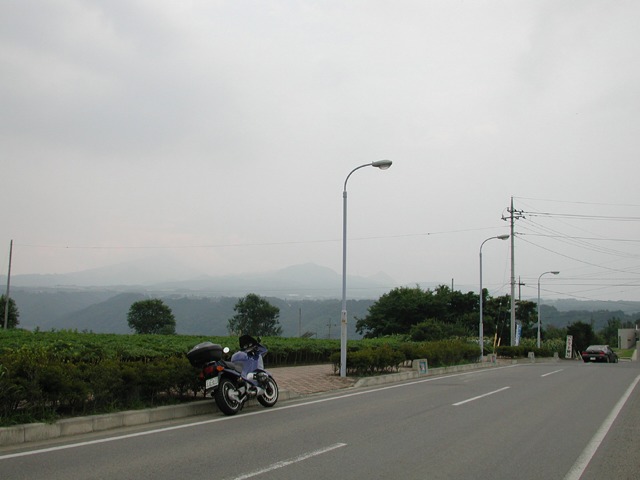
[512,197,640,302]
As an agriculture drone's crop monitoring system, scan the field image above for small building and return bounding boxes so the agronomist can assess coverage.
[618,328,638,349]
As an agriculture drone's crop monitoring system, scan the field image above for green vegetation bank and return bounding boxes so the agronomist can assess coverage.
[0,329,563,426]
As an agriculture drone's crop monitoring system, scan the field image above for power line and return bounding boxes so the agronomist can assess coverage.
[523,212,640,221]
[517,235,638,275]
[518,233,640,243]
[514,196,640,208]
[13,225,507,250]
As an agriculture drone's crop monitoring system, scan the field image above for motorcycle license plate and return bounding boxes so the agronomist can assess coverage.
[205,377,219,390]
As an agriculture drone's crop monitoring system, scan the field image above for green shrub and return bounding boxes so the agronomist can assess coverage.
[0,330,489,425]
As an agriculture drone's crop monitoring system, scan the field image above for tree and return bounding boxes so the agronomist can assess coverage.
[228,293,282,337]
[409,319,471,341]
[356,286,430,338]
[567,321,596,354]
[516,299,540,339]
[600,317,622,346]
[544,325,567,340]
[356,285,480,338]
[481,295,537,346]
[0,295,19,329]
[127,299,176,334]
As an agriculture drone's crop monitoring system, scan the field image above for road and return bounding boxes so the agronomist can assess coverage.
[1,361,639,479]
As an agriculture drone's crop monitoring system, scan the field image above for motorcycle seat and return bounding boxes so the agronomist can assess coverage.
[227,361,243,374]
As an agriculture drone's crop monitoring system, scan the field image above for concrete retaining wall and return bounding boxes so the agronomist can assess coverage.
[1,389,300,447]
[0,360,551,447]
[0,400,218,447]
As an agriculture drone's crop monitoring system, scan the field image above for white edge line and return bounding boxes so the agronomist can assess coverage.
[563,373,640,480]
[228,443,347,480]
[452,386,510,406]
[0,364,521,460]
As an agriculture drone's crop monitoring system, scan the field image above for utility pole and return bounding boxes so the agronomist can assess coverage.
[502,198,524,346]
[3,240,13,329]
[518,276,526,301]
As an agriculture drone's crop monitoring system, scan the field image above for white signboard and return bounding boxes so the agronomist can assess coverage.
[565,335,573,359]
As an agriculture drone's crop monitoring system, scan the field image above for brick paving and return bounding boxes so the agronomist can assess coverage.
[267,364,357,395]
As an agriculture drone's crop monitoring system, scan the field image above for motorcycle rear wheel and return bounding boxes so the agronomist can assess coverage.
[257,377,279,408]
[214,377,242,415]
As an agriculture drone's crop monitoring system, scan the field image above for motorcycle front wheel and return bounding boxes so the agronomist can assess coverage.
[214,377,242,415]
[257,377,279,408]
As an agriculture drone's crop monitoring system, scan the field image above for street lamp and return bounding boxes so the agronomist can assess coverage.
[340,159,392,377]
[537,271,559,348]
[479,234,509,360]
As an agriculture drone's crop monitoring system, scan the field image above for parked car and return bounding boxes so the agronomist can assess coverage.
[581,345,619,363]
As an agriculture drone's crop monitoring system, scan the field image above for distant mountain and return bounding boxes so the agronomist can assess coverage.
[6,261,639,337]
[5,262,396,299]
[546,298,640,315]
[60,292,147,333]
[11,287,374,338]
[154,263,395,298]
[10,289,118,330]
[3,262,390,336]
[5,255,205,288]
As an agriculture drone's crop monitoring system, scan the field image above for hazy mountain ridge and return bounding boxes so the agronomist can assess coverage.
[4,262,639,337]
[5,263,380,336]
[12,289,374,338]
[5,262,396,299]
[545,298,640,315]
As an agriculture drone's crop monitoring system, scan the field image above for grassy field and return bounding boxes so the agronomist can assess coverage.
[614,348,636,359]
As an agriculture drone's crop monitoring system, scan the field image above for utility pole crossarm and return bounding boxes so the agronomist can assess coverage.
[502,197,524,346]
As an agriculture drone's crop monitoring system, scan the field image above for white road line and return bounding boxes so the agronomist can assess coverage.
[541,369,564,377]
[563,374,640,480]
[227,443,347,480]
[0,365,520,460]
[452,386,510,406]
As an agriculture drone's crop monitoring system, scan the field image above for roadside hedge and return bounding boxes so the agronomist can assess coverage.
[0,330,553,426]
[494,338,566,359]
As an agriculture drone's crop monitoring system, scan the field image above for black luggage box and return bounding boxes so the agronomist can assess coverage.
[187,342,224,368]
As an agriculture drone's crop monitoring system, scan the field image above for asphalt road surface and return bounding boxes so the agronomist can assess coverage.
[1,361,639,480]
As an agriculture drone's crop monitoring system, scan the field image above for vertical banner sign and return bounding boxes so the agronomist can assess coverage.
[515,322,522,346]
[418,359,428,375]
[565,335,573,359]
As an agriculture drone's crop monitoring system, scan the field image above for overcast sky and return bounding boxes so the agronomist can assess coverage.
[2,0,639,302]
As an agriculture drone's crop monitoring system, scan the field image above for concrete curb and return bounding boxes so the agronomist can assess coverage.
[0,359,552,447]
[352,357,554,388]
[0,389,300,447]
[354,361,501,388]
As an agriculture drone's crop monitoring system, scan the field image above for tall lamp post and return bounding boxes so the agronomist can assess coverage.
[340,159,392,377]
[537,271,559,348]
[479,234,509,360]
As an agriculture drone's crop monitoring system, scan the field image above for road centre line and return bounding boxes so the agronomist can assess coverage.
[563,373,640,480]
[541,369,563,377]
[0,364,521,460]
[226,443,347,480]
[452,387,510,406]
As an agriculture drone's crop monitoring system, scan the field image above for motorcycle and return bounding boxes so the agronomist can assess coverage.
[187,335,279,415]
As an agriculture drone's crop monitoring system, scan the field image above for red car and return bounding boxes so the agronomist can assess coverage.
[581,345,619,363]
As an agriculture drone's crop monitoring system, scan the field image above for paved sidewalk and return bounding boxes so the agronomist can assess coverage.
[268,364,356,395]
